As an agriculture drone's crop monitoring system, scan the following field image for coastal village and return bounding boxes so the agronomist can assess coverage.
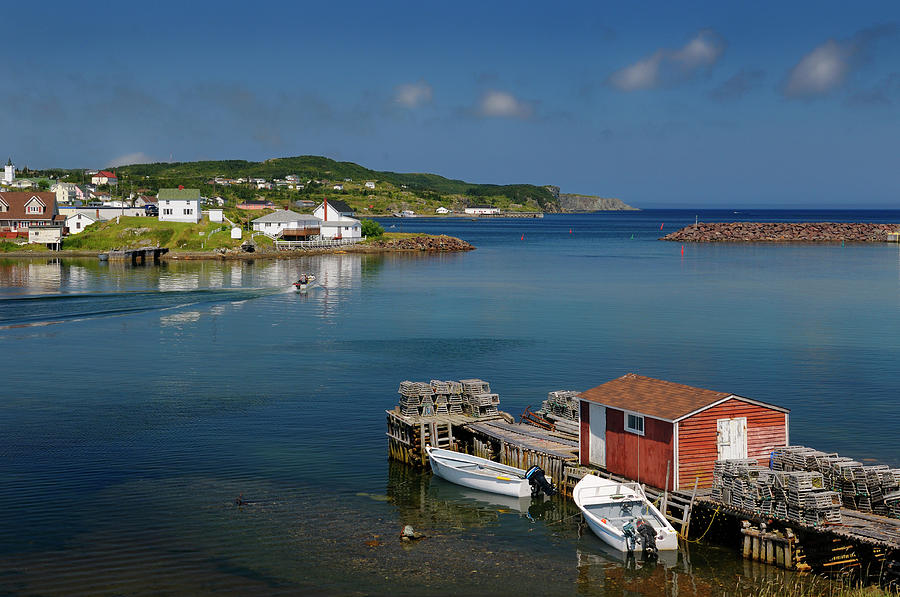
[0,157,370,252]
[0,157,551,253]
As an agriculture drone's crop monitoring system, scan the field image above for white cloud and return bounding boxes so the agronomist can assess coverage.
[609,52,664,91]
[478,90,533,119]
[784,25,898,99]
[393,81,433,108]
[108,152,154,167]
[784,40,851,97]
[609,30,725,91]
[671,30,726,70]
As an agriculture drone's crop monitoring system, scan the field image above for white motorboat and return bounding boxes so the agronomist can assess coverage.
[573,474,678,554]
[425,446,555,498]
[292,274,316,292]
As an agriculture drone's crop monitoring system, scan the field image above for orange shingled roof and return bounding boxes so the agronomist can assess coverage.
[579,373,733,422]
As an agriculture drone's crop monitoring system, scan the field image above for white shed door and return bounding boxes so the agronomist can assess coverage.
[717,417,748,460]
[589,403,606,467]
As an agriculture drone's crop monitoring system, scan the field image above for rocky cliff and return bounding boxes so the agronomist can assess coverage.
[557,194,637,212]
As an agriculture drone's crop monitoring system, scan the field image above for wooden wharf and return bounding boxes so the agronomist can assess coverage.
[693,495,900,573]
[385,379,899,584]
[108,246,169,265]
[386,408,577,487]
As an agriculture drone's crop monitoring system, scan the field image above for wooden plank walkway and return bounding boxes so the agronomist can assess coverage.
[462,420,579,460]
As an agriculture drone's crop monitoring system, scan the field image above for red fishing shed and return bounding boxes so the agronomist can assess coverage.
[578,373,789,490]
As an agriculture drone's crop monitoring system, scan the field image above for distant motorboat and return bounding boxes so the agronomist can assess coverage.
[425,446,555,498]
[97,253,109,261]
[573,475,678,554]
[292,274,316,292]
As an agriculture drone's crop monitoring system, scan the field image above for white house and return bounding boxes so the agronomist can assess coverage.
[91,171,118,185]
[319,218,362,240]
[464,204,500,215]
[309,199,361,240]
[435,206,451,214]
[52,182,80,204]
[364,181,376,189]
[29,225,64,249]
[157,188,201,223]
[251,210,322,238]
[332,183,344,191]
[65,212,98,234]
[313,199,355,220]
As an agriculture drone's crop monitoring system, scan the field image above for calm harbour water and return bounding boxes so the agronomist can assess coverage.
[1,210,899,595]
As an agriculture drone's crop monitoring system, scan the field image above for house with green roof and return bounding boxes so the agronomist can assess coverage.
[157,188,201,223]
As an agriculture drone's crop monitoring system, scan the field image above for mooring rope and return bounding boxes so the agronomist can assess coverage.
[680,507,720,543]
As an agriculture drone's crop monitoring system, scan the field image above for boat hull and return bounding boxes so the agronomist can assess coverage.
[426,447,531,498]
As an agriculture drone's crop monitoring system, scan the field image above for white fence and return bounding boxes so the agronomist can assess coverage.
[274,237,366,250]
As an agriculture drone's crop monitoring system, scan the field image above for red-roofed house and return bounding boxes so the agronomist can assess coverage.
[0,191,65,247]
[578,374,789,490]
[91,171,118,185]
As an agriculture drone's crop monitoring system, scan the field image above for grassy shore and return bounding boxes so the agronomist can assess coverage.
[2,221,472,259]
[57,217,259,252]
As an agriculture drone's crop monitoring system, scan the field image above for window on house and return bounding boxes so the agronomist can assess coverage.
[163,208,173,215]
[625,413,645,435]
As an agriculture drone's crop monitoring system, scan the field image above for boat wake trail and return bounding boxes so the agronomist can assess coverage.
[0,288,278,329]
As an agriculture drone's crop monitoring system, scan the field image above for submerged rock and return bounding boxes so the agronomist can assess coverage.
[400,525,426,541]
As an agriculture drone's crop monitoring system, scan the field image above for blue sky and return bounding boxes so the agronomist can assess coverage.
[2,1,898,207]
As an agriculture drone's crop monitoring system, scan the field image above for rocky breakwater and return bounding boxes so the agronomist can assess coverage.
[662,222,900,243]
[368,235,475,251]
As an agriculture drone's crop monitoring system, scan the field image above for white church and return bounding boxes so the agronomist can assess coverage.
[3,158,14,185]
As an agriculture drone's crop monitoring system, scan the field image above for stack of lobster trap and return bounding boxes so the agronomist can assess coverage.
[772,446,900,517]
[459,379,500,417]
[540,390,581,421]
[712,459,843,526]
[397,380,465,417]
[397,379,501,418]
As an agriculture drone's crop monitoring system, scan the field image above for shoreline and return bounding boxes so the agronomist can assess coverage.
[1,234,475,261]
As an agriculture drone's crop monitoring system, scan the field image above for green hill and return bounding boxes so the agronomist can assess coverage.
[112,155,559,210]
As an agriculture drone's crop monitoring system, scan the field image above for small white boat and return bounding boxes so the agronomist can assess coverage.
[425,446,555,498]
[292,274,316,292]
[574,475,678,554]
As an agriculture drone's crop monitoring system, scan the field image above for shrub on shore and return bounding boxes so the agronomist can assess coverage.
[361,219,385,238]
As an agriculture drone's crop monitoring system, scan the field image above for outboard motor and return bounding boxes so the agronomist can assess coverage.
[525,466,556,497]
[635,518,658,558]
[622,520,638,552]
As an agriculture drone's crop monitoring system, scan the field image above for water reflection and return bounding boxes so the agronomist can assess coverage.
[0,258,61,291]
[159,310,201,328]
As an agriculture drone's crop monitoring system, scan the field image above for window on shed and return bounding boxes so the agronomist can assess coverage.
[625,413,645,435]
